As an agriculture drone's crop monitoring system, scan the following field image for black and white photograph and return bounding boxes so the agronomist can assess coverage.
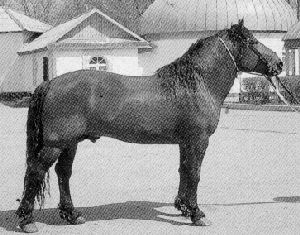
[0,0,300,234]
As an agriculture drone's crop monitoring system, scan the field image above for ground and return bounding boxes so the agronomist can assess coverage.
[0,104,300,234]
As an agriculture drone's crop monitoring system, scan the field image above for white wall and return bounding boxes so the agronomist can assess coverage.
[0,32,24,90]
[1,47,144,92]
[55,48,143,77]
[1,54,34,92]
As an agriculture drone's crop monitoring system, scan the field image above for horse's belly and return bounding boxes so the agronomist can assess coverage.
[88,94,180,144]
[89,118,179,144]
[105,132,178,144]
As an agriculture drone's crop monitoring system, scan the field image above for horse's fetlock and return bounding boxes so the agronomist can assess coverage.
[58,206,81,224]
[191,207,205,223]
[16,207,35,227]
[174,196,192,217]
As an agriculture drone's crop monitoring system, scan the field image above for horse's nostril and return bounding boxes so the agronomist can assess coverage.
[277,62,283,71]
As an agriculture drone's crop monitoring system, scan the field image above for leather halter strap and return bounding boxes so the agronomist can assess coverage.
[218,37,239,72]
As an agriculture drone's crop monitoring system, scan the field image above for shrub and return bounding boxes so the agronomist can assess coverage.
[240,75,300,105]
[240,76,270,104]
[0,92,32,102]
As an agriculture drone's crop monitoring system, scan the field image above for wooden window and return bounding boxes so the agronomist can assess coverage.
[89,57,107,71]
[43,57,49,81]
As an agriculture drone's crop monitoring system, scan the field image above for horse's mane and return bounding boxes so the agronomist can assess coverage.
[156,29,228,95]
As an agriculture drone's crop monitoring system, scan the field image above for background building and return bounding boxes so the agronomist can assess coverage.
[0,1,298,93]
[139,0,298,93]
[1,8,149,92]
[0,6,51,91]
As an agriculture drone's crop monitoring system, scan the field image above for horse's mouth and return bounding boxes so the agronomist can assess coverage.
[266,62,283,77]
[266,66,281,77]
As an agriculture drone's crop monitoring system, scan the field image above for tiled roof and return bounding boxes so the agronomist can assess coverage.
[19,8,148,53]
[141,0,298,35]
[0,7,52,33]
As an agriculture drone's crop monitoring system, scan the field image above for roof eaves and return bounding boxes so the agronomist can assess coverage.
[3,7,52,33]
[17,47,48,55]
[18,8,149,53]
[51,10,96,44]
[3,7,25,31]
[92,8,147,42]
[17,11,95,53]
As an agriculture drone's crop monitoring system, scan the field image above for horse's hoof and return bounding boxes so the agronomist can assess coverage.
[72,216,86,225]
[193,217,212,226]
[20,223,38,233]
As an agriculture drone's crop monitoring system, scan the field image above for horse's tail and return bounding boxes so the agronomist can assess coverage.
[25,81,51,208]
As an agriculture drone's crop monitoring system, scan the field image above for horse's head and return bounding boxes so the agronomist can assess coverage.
[228,19,282,76]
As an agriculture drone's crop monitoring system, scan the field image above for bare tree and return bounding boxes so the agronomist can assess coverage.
[13,0,58,23]
[298,0,300,20]
[54,0,88,25]
[0,0,8,6]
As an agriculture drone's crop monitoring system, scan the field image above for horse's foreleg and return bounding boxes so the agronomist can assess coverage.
[175,135,212,226]
[16,146,61,233]
[175,142,190,216]
[55,145,85,225]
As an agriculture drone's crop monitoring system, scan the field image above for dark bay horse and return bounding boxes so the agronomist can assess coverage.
[16,20,283,233]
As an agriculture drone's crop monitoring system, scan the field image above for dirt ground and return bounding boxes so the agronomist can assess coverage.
[0,104,300,234]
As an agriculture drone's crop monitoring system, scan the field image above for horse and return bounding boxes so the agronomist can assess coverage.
[16,19,283,233]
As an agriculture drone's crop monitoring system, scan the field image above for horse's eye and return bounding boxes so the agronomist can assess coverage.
[248,38,258,44]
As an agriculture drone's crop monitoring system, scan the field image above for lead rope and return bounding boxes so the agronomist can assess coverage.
[218,37,300,113]
[265,75,300,113]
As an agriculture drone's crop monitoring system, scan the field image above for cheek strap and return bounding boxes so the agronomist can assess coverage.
[218,37,239,72]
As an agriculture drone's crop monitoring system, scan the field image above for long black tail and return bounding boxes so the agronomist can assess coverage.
[25,81,51,207]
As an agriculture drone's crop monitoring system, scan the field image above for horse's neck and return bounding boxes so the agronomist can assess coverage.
[192,35,238,104]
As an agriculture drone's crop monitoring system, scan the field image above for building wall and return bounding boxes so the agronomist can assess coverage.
[0,32,24,88]
[54,48,143,77]
[1,53,35,92]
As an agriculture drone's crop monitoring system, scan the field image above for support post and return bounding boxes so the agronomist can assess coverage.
[298,48,300,75]
[292,49,296,76]
[286,48,290,76]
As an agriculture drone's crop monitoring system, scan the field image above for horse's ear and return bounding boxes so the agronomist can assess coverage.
[238,19,244,27]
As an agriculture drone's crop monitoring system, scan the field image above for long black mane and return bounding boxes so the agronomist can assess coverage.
[156,29,229,95]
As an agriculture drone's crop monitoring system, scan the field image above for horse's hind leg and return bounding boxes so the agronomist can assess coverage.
[16,146,62,233]
[55,145,85,225]
[175,135,212,226]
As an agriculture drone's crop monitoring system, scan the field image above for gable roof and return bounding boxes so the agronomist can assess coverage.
[0,7,52,33]
[19,8,149,54]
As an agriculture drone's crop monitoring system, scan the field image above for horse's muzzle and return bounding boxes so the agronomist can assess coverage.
[266,61,283,76]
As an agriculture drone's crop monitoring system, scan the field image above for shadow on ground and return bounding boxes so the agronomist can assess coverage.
[2,198,299,232]
[0,201,188,233]
[273,196,300,203]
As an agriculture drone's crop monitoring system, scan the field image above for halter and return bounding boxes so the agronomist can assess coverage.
[218,37,239,72]
[218,36,274,75]
[219,35,300,112]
